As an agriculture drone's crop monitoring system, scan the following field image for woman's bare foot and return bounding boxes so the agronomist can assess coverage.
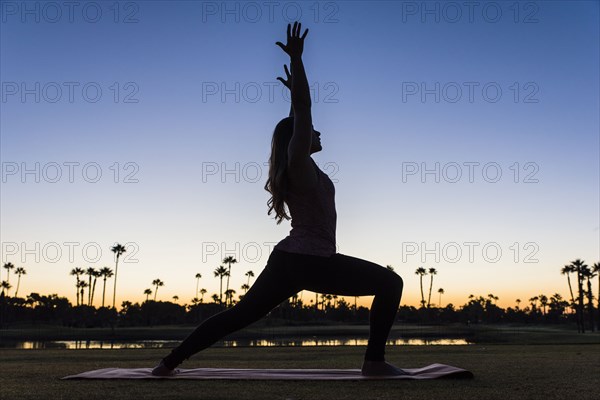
[361,360,408,376]
[151,359,178,376]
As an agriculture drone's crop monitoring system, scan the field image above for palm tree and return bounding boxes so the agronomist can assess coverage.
[223,256,237,301]
[172,295,179,303]
[515,298,522,310]
[152,279,164,301]
[111,243,127,309]
[415,267,427,307]
[213,265,229,304]
[571,259,587,332]
[427,268,437,308]
[195,273,202,298]
[77,281,89,306]
[90,269,102,306]
[70,267,84,306]
[85,267,96,306]
[438,288,444,307]
[99,267,114,308]
[13,267,26,298]
[245,270,254,287]
[200,288,207,303]
[561,264,576,312]
[1,281,11,296]
[144,288,152,302]
[2,263,15,287]
[211,293,220,303]
[241,283,250,293]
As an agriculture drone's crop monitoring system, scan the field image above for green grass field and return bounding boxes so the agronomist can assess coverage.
[1,344,599,400]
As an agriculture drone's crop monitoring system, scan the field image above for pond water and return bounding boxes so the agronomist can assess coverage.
[2,337,471,349]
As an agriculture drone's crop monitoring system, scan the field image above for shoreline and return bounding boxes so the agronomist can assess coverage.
[1,323,598,345]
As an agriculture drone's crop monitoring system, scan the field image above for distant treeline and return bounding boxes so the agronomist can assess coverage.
[0,291,595,333]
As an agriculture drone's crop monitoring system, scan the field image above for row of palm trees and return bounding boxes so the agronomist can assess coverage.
[411,259,599,329]
[2,244,126,308]
[126,254,254,307]
[66,243,126,308]
[0,252,256,311]
[68,266,114,307]
[141,257,256,307]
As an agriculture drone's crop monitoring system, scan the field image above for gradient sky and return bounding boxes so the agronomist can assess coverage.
[1,1,598,310]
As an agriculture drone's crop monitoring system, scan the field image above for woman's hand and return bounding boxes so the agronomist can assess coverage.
[277,64,292,90]
[275,21,309,59]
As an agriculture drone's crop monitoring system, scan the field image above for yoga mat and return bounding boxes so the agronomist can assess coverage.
[61,364,473,380]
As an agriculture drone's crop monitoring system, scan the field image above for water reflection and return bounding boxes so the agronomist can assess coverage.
[7,338,470,350]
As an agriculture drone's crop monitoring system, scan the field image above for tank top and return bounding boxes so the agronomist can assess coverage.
[274,159,337,257]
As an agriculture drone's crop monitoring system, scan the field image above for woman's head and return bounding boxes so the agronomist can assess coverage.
[264,116,322,224]
[270,116,322,158]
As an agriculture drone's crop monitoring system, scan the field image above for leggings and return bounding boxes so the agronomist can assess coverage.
[162,249,404,368]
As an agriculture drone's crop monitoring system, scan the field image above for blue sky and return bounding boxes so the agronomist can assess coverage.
[1,1,598,308]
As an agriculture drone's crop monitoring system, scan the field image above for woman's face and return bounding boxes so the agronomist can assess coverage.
[310,127,322,154]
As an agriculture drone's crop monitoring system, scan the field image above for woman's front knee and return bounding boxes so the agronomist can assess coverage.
[385,272,404,297]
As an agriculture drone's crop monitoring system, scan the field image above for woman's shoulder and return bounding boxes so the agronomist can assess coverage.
[287,157,320,194]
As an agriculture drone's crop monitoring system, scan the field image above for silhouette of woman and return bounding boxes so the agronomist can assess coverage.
[152,22,405,377]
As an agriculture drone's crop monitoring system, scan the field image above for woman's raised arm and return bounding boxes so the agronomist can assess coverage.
[275,22,314,180]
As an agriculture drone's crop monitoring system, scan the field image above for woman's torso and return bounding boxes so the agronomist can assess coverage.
[274,159,337,257]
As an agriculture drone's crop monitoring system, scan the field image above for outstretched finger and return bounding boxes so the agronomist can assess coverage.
[284,64,291,78]
[297,22,302,37]
[292,21,298,37]
[301,28,309,40]
[286,23,291,40]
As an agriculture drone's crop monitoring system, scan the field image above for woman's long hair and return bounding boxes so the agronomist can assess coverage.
[264,116,295,224]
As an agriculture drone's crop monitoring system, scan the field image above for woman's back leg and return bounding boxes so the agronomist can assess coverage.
[159,251,301,370]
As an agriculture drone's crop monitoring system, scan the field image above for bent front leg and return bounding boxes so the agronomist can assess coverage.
[299,253,404,362]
